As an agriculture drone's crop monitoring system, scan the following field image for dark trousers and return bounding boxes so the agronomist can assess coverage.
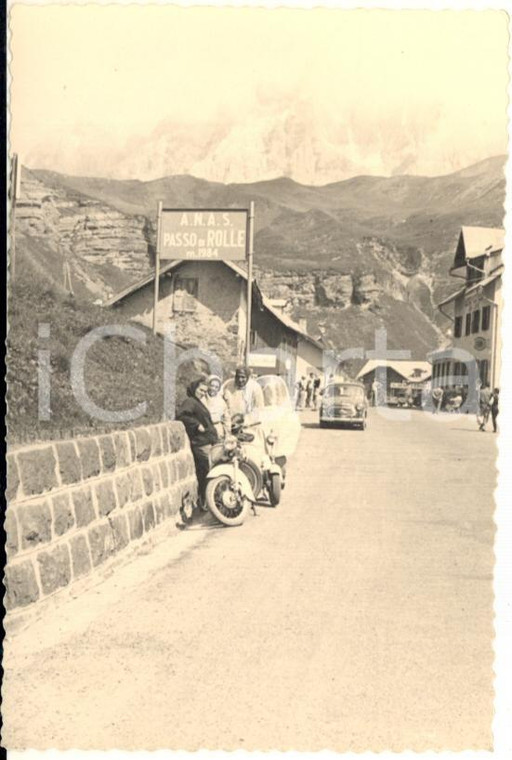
[491,407,499,432]
[192,445,211,503]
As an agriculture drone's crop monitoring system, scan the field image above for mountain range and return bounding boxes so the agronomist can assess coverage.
[14,154,506,360]
[24,98,500,186]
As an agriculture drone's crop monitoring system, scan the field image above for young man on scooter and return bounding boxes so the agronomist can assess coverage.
[224,366,265,425]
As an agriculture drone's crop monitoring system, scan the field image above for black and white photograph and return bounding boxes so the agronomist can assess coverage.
[4,1,512,754]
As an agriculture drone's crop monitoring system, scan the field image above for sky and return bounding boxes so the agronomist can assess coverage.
[9,4,510,182]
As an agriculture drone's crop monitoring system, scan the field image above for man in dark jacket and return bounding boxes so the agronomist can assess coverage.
[177,378,218,506]
[491,388,500,433]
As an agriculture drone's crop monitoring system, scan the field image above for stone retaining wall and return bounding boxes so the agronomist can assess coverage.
[5,421,198,612]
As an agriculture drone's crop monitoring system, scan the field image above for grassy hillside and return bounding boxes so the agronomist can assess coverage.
[6,256,203,445]
[296,295,441,365]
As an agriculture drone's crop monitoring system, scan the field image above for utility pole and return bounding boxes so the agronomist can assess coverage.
[245,201,255,366]
[153,201,163,335]
[9,154,19,279]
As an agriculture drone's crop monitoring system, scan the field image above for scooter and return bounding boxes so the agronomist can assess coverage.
[232,416,284,507]
[260,430,285,506]
[205,426,258,527]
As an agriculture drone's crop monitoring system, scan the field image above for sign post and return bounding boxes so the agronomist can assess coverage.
[9,154,19,279]
[153,201,163,335]
[245,201,255,366]
[152,205,253,343]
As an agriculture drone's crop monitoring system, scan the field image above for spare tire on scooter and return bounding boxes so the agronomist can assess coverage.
[240,458,263,499]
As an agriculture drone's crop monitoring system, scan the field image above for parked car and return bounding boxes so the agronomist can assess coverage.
[319,381,368,430]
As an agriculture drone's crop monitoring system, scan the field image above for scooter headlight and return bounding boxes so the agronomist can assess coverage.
[266,433,277,445]
[223,436,238,453]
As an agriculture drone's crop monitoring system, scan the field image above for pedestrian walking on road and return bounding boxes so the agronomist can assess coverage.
[371,379,381,407]
[491,387,500,433]
[177,378,218,509]
[305,372,315,408]
[477,384,492,431]
[312,374,321,410]
[295,376,307,410]
[432,386,444,414]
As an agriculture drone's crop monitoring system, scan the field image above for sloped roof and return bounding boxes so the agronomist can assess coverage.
[436,286,466,308]
[437,262,503,308]
[453,226,505,269]
[104,258,323,350]
[465,268,503,297]
[357,359,431,382]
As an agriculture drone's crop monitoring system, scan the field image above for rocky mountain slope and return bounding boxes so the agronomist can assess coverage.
[13,156,506,359]
[28,100,501,186]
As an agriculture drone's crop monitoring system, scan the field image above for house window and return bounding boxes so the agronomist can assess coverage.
[479,359,489,386]
[467,255,485,284]
[173,277,198,312]
[471,309,480,334]
[465,313,471,336]
[454,316,462,338]
[482,305,491,331]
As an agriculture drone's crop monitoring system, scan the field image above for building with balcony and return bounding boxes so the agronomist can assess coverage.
[430,225,504,394]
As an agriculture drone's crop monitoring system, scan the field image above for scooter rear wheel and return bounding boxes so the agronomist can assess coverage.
[206,475,250,527]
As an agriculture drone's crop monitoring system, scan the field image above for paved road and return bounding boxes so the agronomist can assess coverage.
[4,409,496,751]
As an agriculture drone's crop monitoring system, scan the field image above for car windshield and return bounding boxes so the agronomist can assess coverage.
[324,384,365,402]
[256,375,291,407]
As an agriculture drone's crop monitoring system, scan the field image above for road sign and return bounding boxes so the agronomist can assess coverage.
[159,209,248,261]
[248,352,277,368]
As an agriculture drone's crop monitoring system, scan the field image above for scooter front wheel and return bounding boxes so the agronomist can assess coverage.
[206,475,250,527]
[269,472,281,507]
